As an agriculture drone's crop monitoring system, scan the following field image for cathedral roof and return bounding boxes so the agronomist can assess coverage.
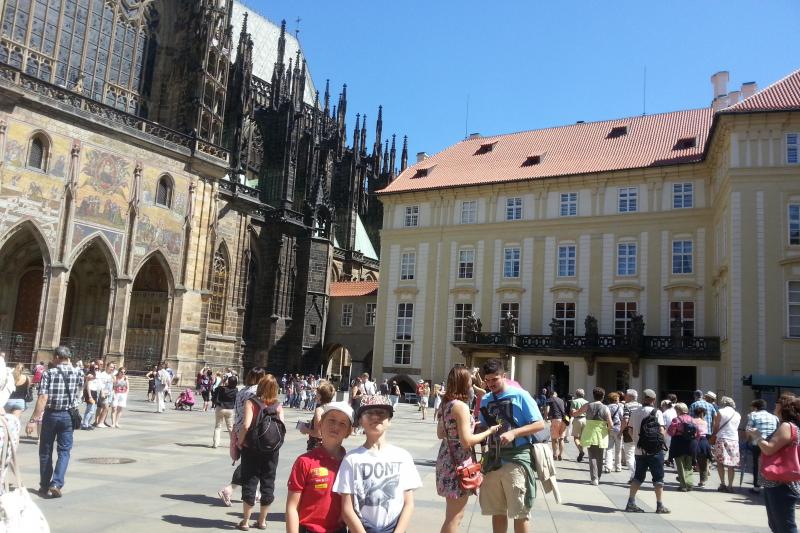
[355,215,378,261]
[330,281,379,298]
[231,2,318,106]
[725,68,800,112]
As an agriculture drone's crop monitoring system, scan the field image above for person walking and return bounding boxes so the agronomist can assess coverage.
[4,362,29,412]
[432,383,443,422]
[621,389,641,478]
[145,365,157,402]
[547,391,567,460]
[661,396,677,466]
[436,366,501,533]
[155,363,171,413]
[111,367,128,428]
[573,387,612,485]
[623,389,670,514]
[25,346,83,498]
[80,372,98,431]
[746,399,779,494]
[212,375,238,448]
[692,405,713,487]
[712,396,742,493]
[605,392,624,472]
[667,403,697,491]
[200,369,214,412]
[690,390,718,439]
[389,380,401,407]
[569,389,588,462]
[747,393,800,533]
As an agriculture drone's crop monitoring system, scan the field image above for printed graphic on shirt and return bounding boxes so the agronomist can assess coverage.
[355,461,401,513]
[484,397,515,447]
[311,466,330,489]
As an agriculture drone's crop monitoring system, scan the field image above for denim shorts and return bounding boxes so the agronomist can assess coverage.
[4,399,25,412]
[633,452,665,485]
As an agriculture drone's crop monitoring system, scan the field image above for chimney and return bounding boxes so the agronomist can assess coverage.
[468,132,481,139]
[741,81,758,100]
[726,90,741,107]
[416,152,428,163]
[711,71,730,99]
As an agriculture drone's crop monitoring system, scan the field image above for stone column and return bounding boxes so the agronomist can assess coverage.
[106,275,132,361]
[35,264,69,357]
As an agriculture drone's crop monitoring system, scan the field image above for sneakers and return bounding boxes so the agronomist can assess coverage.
[614,467,622,472]
[624,502,645,513]
[603,466,611,473]
[48,486,62,498]
[656,505,671,514]
[591,479,599,486]
[577,451,584,462]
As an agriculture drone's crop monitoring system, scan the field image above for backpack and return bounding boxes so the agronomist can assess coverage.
[681,420,697,440]
[637,408,666,455]
[248,399,286,453]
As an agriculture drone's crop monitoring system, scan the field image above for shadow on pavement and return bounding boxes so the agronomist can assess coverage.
[174,443,211,448]
[162,515,233,529]
[161,493,220,506]
[562,502,618,513]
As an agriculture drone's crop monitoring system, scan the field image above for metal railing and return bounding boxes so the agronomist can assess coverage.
[0,331,35,364]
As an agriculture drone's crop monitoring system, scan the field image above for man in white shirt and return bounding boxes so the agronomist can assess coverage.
[624,389,669,514]
[621,389,641,479]
[360,373,376,396]
[94,361,116,428]
[155,363,172,413]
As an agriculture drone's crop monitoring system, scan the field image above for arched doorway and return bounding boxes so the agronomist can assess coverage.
[324,344,351,390]
[60,240,113,362]
[124,255,171,371]
[388,374,416,400]
[0,223,47,363]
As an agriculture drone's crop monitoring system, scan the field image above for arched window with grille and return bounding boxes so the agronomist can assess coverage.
[156,176,173,208]
[27,135,48,171]
[209,250,228,323]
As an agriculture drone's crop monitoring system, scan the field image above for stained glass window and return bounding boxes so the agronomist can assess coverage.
[209,251,228,323]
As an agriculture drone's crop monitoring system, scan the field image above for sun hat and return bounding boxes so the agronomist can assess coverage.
[322,401,354,423]
[356,394,394,420]
[643,389,657,399]
[705,391,717,400]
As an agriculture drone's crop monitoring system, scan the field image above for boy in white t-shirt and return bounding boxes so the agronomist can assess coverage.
[333,394,422,533]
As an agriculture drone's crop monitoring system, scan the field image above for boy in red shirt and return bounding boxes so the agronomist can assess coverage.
[286,401,352,533]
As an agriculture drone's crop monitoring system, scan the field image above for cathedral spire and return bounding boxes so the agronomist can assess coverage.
[277,19,287,66]
[323,79,331,116]
[353,113,361,153]
[389,134,397,178]
[372,106,383,172]
[360,113,368,156]
[270,19,288,108]
[400,135,408,171]
[382,139,390,175]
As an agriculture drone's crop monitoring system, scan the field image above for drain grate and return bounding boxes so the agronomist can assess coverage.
[78,457,136,465]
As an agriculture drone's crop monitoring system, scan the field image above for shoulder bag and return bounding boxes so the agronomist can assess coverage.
[55,368,81,430]
[444,403,483,491]
[761,423,800,483]
[708,413,732,446]
[0,416,50,533]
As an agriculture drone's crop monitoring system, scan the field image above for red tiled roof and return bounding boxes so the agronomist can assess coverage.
[379,108,714,194]
[330,281,379,297]
[726,69,800,112]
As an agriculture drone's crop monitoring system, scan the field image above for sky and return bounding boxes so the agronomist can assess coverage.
[242,0,800,159]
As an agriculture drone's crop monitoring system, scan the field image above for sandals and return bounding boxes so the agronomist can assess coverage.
[218,489,232,507]
[253,523,267,530]
[236,521,249,531]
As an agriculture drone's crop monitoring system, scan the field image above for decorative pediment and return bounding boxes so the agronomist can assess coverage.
[609,282,644,293]
[496,286,526,295]
[549,284,582,299]
[779,256,800,267]
[394,286,419,297]
[663,281,701,299]
[450,286,478,295]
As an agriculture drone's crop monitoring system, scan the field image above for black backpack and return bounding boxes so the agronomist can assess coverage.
[248,399,286,453]
[637,409,666,455]
[681,420,697,440]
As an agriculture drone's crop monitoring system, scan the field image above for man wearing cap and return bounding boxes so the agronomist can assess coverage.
[26,345,84,498]
[690,390,718,436]
[287,401,353,533]
[624,388,669,514]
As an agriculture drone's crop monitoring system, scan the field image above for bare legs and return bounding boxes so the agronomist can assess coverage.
[440,494,468,533]
[491,515,528,533]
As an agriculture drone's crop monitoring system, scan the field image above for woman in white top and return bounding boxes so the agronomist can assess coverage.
[712,396,742,493]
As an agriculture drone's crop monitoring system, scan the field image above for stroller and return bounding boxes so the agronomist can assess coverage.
[175,388,196,410]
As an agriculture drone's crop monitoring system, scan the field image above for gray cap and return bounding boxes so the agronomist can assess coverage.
[643,389,657,399]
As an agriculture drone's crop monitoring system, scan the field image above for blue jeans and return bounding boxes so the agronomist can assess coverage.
[764,484,800,533]
[4,399,25,412]
[39,410,74,490]
[82,402,97,428]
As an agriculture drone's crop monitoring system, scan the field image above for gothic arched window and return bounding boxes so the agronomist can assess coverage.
[209,251,228,323]
[27,135,48,171]
[156,176,173,208]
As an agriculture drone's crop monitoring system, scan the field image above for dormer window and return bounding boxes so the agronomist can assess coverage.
[607,125,628,139]
[411,167,430,179]
[474,142,496,155]
[522,155,542,167]
[156,176,174,208]
[673,137,697,150]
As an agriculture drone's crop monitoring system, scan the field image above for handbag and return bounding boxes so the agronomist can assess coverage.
[708,413,732,446]
[622,426,633,443]
[55,368,81,430]
[761,423,800,483]
[0,416,50,533]
[444,403,483,491]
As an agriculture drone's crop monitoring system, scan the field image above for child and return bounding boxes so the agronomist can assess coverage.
[333,395,422,533]
[286,401,353,533]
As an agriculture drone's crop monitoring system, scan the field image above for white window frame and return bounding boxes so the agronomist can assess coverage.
[672,182,694,209]
[788,133,798,165]
[457,249,475,279]
[454,303,473,342]
[498,302,520,330]
[560,192,578,217]
[460,200,478,224]
[400,251,416,281]
[365,303,376,327]
[395,303,414,341]
[341,303,353,327]
[614,301,638,336]
[404,205,419,227]
[790,204,800,246]
[789,282,800,338]
[557,244,576,277]
[554,301,576,336]
[503,247,521,278]
[393,343,412,365]
[672,240,693,274]
[618,187,638,213]
[617,242,637,276]
[506,197,523,221]
[670,301,695,337]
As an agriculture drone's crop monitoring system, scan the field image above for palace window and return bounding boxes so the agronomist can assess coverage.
[404,205,419,227]
[454,303,472,341]
[672,240,693,274]
[341,303,353,327]
[458,249,474,279]
[790,204,800,245]
[789,282,800,338]
[498,302,520,330]
[618,187,638,213]
[395,303,414,341]
[400,251,416,281]
[460,200,477,224]
[26,135,47,171]
[554,302,576,336]
[614,301,637,336]
[617,242,637,276]
[558,244,576,277]
[560,192,578,217]
[673,183,694,209]
[394,343,411,365]
[365,303,376,327]
[209,251,228,323]
[788,133,798,164]
[506,197,523,221]
[156,176,173,208]
[503,247,520,278]
[670,301,695,337]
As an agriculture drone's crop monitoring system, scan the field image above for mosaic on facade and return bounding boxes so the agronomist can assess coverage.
[76,147,130,230]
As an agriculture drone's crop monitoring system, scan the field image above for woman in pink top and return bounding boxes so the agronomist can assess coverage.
[692,405,713,487]
[111,367,129,428]
[667,403,696,491]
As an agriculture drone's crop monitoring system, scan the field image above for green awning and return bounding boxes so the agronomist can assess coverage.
[744,374,800,389]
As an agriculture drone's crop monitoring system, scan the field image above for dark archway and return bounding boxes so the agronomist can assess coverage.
[0,222,48,363]
[124,254,171,370]
[389,374,416,399]
[60,239,114,361]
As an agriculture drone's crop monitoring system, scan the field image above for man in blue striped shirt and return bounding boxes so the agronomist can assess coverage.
[689,390,718,434]
[746,399,780,492]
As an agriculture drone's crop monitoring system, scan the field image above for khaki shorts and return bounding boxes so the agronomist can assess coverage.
[478,463,530,519]
[571,417,586,438]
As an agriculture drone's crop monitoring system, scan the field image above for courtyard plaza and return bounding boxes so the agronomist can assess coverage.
[17,397,768,533]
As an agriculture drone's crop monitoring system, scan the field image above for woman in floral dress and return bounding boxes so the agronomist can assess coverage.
[436,366,500,533]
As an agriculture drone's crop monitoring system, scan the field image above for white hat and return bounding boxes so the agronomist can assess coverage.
[418,379,424,384]
[705,391,717,400]
[322,401,354,424]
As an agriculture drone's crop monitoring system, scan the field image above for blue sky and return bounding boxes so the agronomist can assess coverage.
[243,0,799,158]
